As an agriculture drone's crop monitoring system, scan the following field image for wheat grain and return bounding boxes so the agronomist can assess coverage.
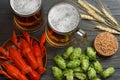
[77,0,120,33]
[80,14,95,20]
[85,1,102,14]
[78,0,106,23]
[102,8,119,26]
[96,25,120,34]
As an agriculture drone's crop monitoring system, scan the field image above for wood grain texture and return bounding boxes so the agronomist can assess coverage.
[0,0,120,80]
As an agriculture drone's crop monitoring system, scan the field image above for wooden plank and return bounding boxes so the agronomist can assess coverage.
[0,0,120,80]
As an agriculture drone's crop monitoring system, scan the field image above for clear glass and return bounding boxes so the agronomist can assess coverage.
[10,0,46,32]
[45,2,87,47]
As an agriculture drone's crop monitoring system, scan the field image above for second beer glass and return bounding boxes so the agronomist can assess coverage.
[10,0,45,32]
[45,2,87,47]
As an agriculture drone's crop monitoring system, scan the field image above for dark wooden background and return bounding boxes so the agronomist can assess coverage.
[0,0,120,80]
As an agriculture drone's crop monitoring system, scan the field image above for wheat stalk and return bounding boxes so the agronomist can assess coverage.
[78,0,106,23]
[80,13,96,20]
[96,25,120,34]
[97,0,119,26]
[77,0,120,32]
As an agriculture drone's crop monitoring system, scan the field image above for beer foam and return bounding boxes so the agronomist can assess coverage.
[48,3,80,33]
[10,0,41,15]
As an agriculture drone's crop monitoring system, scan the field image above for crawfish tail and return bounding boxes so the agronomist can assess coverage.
[0,70,14,80]
[22,30,31,44]
[0,47,8,56]
[18,74,28,80]
[0,56,8,64]
[39,33,46,57]
[37,58,46,75]
[37,67,46,75]
[2,63,28,80]
[40,33,46,46]
[28,70,40,80]
[8,47,32,74]
[25,51,38,69]
[11,31,20,48]
[33,41,44,67]
[19,38,31,54]
[20,38,38,69]
[33,41,46,74]
[40,45,46,58]
[33,43,44,68]
[0,47,10,60]
[33,41,42,58]
[36,58,43,68]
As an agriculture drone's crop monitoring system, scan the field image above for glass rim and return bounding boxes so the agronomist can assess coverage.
[10,0,42,16]
[48,1,81,35]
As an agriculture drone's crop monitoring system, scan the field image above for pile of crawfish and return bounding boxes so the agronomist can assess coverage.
[0,31,46,80]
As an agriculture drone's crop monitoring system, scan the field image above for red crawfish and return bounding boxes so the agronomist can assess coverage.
[0,62,28,80]
[33,41,46,75]
[0,46,32,74]
[20,37,38,70]
[8,47,32,74]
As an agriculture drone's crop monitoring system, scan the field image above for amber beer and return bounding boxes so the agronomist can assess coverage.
[10,0,44,32]
[45,26,72,47]
[45,2,81,47]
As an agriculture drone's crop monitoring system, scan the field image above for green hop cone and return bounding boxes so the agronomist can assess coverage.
[80,53,89,60]
[73,67,84,73]
[86,47,96,61]
[102,67,115,78]
[81,59,89,72]
[67,59,80,68]
[63,69,74,80]
[63,46,74,59]
[88,67,97,79]
[93,60,103,74]
[54,54,66,69]
[70,47,82,60]
[74,72,86,80]
[52,66,63,80]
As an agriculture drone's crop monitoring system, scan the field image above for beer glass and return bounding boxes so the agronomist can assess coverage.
[45,2,87,47]
[10,0,45,32]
